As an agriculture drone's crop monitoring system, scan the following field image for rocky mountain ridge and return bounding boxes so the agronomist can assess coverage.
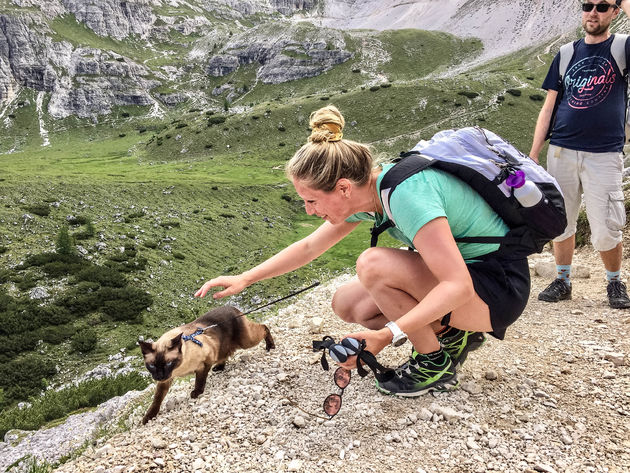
[0,0,588,120]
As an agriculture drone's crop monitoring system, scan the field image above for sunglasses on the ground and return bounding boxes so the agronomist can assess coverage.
[582,3,618,12]
[322,367,351,418]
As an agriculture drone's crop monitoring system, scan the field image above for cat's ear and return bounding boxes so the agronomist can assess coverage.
[170,333,183,350]
[138,340,154,356]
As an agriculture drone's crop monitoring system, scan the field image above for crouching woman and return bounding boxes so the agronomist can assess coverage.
[196,105,530,396]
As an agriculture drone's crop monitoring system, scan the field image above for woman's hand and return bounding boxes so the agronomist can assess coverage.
[194,275,249,299]
[336,328,391,370]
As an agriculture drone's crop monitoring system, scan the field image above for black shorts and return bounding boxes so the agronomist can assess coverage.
[467,256,531,340]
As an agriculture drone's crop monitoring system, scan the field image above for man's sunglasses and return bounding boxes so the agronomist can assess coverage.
[322,367,351,418]
[582,3,618,12]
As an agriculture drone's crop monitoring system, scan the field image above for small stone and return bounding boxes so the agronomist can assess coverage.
[192,458,205,470]
[604,353,626,366]
[461,381,483,395]
[466,437,481,450]
[419,408,433,421]
[151,438,167,449]
[154,458,165,467]
[534,464,558,473]
[293,416,306,428]
[309,317,324,333]
[485,370,498,380]
[287,459,303,471]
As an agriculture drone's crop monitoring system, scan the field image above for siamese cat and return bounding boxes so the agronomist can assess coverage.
[139,305,275,424]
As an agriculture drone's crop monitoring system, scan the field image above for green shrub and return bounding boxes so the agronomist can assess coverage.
[173,252,186,260]
[71,327,98,353]
[506,88,521,97]
[142,240,158,249]
[0,354,56,404]
[208,116,226,125]
[0,333,39,362]
[41,260,85,278]
[40,324,76,345]
[529,94,545,101]
[55,226,74,256]
[74,221,95,240]
[67,216,89,225]
[100,286,152,322]
[369,85,380,92]
[0,245,8,254]
[37,304,74,326]
[16,273,38,291]
[158,221,180,228]
[73,266,126,287]
[458,91,479,99]
[26,204,50,217]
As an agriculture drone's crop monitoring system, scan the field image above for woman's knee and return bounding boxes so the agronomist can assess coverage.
[331,290,354,322]
[355,247,389,285]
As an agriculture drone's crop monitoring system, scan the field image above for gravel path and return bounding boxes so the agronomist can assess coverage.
[3,248,630,473]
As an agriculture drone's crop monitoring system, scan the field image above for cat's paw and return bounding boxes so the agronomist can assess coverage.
[191,389,203,399]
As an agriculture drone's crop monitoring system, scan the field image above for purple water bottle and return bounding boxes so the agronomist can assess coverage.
[506,170,543,207]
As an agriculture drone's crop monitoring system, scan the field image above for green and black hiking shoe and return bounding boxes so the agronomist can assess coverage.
[439,329,486,368]
[376,349,458,397]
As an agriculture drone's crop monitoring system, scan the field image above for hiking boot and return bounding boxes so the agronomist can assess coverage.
[607,280,630,309]
[376,350,458,397]
[439,329,486,368]
[538,278,572,302]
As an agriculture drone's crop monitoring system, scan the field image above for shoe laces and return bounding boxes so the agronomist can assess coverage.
[546,278,569,295]
[608,280,628,299]
[397,355,446,381]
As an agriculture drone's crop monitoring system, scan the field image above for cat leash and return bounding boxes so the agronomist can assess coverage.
[182,281,321,346]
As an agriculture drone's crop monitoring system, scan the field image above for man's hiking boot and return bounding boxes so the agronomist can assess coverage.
[538,278,572,302]
[376,350,458,397]
[607,280,630,309]
[439,329,486,368]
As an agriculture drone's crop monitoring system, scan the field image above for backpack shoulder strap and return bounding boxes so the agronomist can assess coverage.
[558,40,576,78]
[370,154,433,247]
[611,33,628,76]
[547,41,577,141]
[379,153,434,221]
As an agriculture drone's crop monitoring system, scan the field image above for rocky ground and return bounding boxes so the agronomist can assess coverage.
[3,247,630,473]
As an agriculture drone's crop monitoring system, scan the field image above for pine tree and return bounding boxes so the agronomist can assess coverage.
[55,225,74,255]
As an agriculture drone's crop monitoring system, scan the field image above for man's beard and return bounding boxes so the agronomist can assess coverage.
[583,19,611,36]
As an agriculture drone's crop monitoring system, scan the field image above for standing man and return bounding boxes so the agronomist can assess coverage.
[530,0,630,309]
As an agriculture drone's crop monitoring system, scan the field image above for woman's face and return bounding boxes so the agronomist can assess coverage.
[292,178,350,225]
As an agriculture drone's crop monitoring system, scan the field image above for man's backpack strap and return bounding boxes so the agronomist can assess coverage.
[546,41,577,141]
[558,41,576,78]
[611,33,628,76]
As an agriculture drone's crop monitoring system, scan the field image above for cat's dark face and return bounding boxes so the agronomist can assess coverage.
[139,333,183,381]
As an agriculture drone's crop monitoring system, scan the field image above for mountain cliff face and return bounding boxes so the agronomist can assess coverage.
[0,0,587,120]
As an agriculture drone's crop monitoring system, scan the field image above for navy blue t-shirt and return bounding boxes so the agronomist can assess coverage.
[542,35,630,153]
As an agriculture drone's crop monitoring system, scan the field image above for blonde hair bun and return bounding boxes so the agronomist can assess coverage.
[308,105,345,143]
